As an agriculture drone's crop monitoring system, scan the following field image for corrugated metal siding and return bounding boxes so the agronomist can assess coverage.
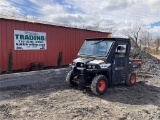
[0,19,2,72]
[0,19,109,72]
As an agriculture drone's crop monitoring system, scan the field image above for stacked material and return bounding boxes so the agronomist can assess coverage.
[130,49,160,75]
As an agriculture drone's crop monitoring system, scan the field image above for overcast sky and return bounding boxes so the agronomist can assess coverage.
[0,0,160,37]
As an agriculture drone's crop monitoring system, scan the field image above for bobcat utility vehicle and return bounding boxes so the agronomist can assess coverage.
[66,38,141,95]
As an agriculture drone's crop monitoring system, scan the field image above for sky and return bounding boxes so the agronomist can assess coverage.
[0,0,160,37]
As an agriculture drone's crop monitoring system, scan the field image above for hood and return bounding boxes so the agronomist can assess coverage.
[89,60,105,64]
[72,57,111,69]
[73,57,94,64]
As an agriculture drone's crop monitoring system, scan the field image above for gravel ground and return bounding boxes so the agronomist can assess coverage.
[0,68,69,88]
[0,68,160,120]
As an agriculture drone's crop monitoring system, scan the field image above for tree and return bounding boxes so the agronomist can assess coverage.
[8,50,13,73]
[57,51,63,67]
[121,21,144,48]
[155,37,160,54]
[139,30,152,51]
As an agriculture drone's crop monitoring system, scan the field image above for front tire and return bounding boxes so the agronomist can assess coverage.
[66,70,78,87]
[91,75,108,95]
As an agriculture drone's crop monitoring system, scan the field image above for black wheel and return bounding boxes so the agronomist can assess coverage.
[91,75,108,95]
[125,73,136,86]
[66,70,78,87]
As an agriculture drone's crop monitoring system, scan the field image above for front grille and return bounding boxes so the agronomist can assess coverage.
[77,62,85,68]
[76,69,81,74]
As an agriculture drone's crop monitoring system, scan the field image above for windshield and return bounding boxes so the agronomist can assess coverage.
[78,40,113,57]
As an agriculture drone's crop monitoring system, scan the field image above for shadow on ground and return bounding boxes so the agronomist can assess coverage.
[86,80,160,107]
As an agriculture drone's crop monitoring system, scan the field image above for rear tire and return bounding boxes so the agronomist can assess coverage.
[126,73,136,86]
[91,75,108,95]
[66,70,78,87]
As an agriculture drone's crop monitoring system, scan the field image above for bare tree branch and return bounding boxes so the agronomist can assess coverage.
[121,20,144,48]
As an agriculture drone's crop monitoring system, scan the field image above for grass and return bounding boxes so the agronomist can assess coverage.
[151,54,160,59]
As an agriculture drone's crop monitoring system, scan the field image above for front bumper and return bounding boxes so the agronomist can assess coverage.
[72,67,86,83]
[71,66,109,83]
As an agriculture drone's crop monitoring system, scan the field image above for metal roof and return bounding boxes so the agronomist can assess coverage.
[85,38,130,41]
[0,15,111,34]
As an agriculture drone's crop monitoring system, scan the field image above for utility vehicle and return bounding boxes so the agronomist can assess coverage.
[66,38,141,95]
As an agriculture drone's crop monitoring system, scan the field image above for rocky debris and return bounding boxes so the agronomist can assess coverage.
[130,48,160,75]
[0,59,160,120]
[0,74,160,120]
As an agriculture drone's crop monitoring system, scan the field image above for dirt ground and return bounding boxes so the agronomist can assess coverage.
[0,69,160,120]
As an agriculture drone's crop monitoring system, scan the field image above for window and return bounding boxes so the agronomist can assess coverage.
[78,40,113,57]
[115,44,127,58]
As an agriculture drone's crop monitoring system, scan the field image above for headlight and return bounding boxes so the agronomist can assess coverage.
[80,63,84,67]
[92,65,96,69]
[87,65,98,69]
[88,65,91,69]
[72,62,76,66]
